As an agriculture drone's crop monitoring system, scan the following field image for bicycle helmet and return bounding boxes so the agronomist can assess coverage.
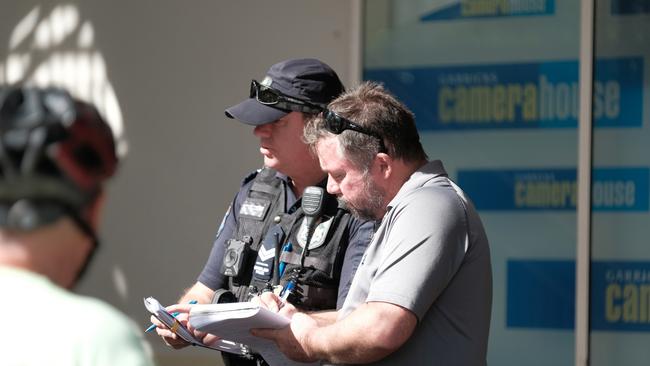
[0,85,118,237]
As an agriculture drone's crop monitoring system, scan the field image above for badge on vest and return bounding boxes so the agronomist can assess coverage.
[296,216,334,250]
[253,225,284,282]
[239,198,270,220]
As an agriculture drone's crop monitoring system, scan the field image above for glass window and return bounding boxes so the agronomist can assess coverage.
[590,2,650,365]
[363,1,581,364]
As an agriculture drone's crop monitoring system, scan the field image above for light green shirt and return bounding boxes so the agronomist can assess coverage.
[0,266,155,366]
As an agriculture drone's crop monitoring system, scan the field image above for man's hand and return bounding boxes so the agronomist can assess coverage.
[252,291,299,319]
[151,308,191,349]
[153,302,222,348]
[154,282,218,348]
[251,292,318,362]
[166,303,223,347]
[255,301,417,364]
[251,312,320,363]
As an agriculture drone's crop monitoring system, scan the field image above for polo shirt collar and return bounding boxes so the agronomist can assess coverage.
[386,160,448,212]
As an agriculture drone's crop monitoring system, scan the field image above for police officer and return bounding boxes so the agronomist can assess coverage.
[153,58,374,365]
[0,86,154,365]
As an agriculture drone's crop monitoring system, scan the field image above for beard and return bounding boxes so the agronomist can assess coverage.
[338,174,386,220]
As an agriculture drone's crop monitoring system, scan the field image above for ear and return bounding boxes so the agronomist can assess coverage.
[374,153,392,179]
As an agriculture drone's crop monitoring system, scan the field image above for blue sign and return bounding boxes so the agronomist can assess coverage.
[592,261,650,331]
[364,57,643,130]
[507,260,575,329]
[507,259,650,331]
[421,0,555,21]
[457,167,649,211]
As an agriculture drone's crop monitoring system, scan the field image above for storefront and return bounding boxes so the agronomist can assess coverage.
[361,1,650,365]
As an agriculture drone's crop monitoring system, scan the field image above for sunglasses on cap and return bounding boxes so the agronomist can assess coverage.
[250,80,324,114]
[322,109,387,153]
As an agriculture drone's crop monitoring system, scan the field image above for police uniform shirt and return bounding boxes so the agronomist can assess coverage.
[197,169,374,308]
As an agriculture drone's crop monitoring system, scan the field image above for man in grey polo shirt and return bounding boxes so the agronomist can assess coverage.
[252,81,492,365]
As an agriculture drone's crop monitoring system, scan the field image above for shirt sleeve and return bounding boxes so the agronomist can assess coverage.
[197,181,252,290]
[336,218,375,309]
[366,188,469,320]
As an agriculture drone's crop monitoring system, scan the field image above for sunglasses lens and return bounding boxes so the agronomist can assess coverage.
[250,81,322,114]
[326,112,344,134]
[257,88,279,104]
[250,80,279,104]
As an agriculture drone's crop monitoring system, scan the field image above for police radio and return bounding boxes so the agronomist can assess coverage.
[299,186,325,265]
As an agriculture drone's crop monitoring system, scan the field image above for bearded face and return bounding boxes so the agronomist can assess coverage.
[337,171,386,220]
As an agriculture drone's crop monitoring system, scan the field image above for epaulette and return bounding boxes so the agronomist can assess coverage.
[241,169,261,186]
[241,167,279,187]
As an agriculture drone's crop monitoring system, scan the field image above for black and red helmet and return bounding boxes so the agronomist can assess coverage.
[0,85,118,231]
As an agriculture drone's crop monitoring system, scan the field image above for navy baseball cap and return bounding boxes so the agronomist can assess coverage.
[225,58,344,126]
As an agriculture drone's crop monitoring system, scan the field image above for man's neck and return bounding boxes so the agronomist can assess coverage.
[381,159,429,213]
[0,219,91,289]
[289,169,327,198]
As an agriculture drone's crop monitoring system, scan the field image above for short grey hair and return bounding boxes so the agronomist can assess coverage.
[303,82,427,171]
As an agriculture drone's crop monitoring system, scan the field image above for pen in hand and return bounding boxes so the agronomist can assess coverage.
[145,299,198,333]
[278,280,295,310]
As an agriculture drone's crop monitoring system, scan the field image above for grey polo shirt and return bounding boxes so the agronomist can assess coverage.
[338,160,492,366]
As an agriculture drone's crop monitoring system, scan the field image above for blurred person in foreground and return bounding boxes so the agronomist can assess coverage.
[252,82,493,365]
[0,85,154,366]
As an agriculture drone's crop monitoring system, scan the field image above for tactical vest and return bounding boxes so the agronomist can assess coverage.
[220,167,351,310]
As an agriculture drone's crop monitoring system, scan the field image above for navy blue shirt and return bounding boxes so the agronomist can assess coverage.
[197,169,374,309]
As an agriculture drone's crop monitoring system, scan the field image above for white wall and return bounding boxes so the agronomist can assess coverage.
[0,1,355,364]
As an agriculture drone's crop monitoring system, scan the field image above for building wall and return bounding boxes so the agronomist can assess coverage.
[0,1,355,364]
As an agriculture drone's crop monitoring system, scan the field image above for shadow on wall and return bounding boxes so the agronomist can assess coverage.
[0,4,126,157]
[1,3,133,302]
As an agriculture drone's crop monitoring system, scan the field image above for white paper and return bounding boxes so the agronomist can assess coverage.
[143,297,248,354]
[190,302,318,366]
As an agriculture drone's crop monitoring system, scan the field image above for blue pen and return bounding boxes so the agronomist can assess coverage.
[278,280,296,310]
[145,299,198,333]
[278,242,293,278]
[280,281,295,300]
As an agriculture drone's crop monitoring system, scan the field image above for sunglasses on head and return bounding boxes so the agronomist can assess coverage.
[250,80,323,114]
[322,109,387,153]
